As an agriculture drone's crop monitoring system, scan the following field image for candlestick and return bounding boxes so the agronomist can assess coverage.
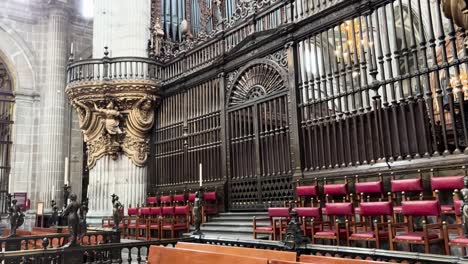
[64,157,69,186]
[51,185,55,201]
[70,42,74,54]
[199,163,202,187]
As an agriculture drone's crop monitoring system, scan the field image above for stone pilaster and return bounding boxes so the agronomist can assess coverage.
[38,5,69,208]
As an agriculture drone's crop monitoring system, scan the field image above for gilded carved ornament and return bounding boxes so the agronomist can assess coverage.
[67,80,160,169]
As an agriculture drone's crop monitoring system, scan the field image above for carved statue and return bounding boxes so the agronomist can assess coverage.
[79,198,88,240]
[282,209,309,250]
[63,184,71,208]
[111,194,123,230]
[192,190,204,235]
[94,101,123,135]
[62,193,81,247]
[49,200,59,226]
[213,0,224,31]
[461,176,468,237]
[8,199,24,236]
[442,0,468,31]
[72,99,92,132]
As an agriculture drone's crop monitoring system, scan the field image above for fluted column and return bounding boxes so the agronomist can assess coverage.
[39,5,69,208]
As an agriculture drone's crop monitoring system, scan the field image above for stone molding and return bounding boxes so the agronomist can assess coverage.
[66,79,161,169]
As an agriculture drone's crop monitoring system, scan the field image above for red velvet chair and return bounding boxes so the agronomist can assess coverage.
[443,200,467,255]
[136,207,151,240]
[296,179,319,207]
[347,201,393,249]
[146,196,158,207]
[173,194,186,206]
[253,207,290,240]
[160,195,173,207]
[295,207,322,241]
[161,206,190,239]
[203,192,218,221]
[390,174,424,215]
[148,207,162,240]
[322,177,349,216]
[389,200,445,254]
[126,207,139,238]
[313,202,354,246]
[354,175,385,215]
[431,174,464,214]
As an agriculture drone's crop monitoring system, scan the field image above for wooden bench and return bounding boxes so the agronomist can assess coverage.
[300,255,389,264]
[176,242,297,261]
[148,246,269,264]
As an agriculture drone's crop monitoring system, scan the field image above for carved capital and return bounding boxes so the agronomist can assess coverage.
[66,79,160,169]
[442,0,468,29]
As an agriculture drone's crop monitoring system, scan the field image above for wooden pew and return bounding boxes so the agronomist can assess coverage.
[176,242,297,261]
[300,255,389,264]
[148,246,268,264]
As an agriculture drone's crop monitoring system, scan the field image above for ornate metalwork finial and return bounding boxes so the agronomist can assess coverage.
[42,237,49,249]
[104,46,109,57]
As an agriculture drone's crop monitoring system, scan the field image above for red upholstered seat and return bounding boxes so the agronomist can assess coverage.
[160,195,172,205]
[401,200,441,216]
[173,194,185,204]
[441,205,454,212]
[268,207,290,217]
[188,193,196,202]
[128,207,139,215]
[137,224,147,228]
[315,229,348,236]
[394,232,439,241]
[324,183,347,195]
[296,207,321,218]
[162,223,187,229]
[391,178,423,192]
[146,196,158,205]
[149,224,159,228]
[204,208,217,214]
[350,231,389,239]
[354,207,361,214]
[297,185,318,196]
[140,207,151,215]
[325,202,354,215]
[128,223,137,228]
[355,181,383,194]
[449,236,468,244]
[204,192,217,201]
[256,226,274,231]
[393,206,402,213]
[431,176,464,191]
[150,207,161,215]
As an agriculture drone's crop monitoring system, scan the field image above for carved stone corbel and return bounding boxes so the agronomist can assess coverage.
[442,0,468,30]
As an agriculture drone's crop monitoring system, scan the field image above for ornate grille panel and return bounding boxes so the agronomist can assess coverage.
[0,62,13,214]
[153,78,221,190]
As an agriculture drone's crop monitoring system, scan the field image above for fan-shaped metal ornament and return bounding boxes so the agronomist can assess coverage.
[228,60,287,107]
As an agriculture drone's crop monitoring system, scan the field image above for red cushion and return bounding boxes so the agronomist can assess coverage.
[173,194,185,202]
[140,207,151,215]
[128,207,139,216]
[296,207,321,218]
[162,224,187,229]
[188,193,196,202]
[175,206,189,215]
[450,236,468,244]
[441,205,454,212]
[360,201,392,216]
[150,207,161,215]
[315,229,347,236]
[401,200,441,216]
[204,192,217,201]
[160,195,172,203]
[355,181,383,194]
[393,206,402,213]
[325,203,354,216]
[431,176,464,191]
[149,224,160,228]
[204,208,218,214]
[355,207,361,214]
[162,207,174,215]
[137,224,147,228]
[146,197,158,204]
[394,232,439,241]
[391,178,423,192]
[324,183,347,195]
[297,185,318,197]
[350,231,388,239]
[268,207,290,217]
[455,200,463,216]
[255,226,273,231]
[128,224,137,228]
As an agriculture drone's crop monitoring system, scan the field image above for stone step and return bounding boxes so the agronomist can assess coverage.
[190,225,254,234]
[210,215,269,221]
[218,212,268,217]
[202,221,268,228]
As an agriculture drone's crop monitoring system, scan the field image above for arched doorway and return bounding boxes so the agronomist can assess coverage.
[226,59,293,210]
[0,60,14,213]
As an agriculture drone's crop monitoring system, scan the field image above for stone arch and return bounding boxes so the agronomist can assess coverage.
[227,59,289,108]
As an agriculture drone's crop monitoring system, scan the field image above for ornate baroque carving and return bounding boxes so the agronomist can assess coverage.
[224,0,277,29]
[226,59,288,107]
[265,48,288,69]
[66,79,160,169]
[442,0,468,31]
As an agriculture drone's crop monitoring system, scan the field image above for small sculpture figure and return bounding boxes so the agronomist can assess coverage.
[94,101,123,135]
[282,209,309,250]
[79,198,88,240]
[62,193,81,247]
[460,176,468,237]
[63,184,71,208]
[111,194,123,230]
[8,199,25,236]
[192,190,204,235]
[49,200,59,226]
[213,0,224,31]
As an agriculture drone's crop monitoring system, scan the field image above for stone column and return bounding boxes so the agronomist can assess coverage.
[38,5,69,208]
[77,0,153,217]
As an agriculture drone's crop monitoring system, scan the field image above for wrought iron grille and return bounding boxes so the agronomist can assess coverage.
[0,61,13,214]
